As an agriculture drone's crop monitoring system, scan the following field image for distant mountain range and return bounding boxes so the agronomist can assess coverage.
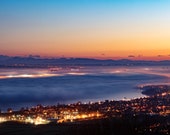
[0,55,170,68]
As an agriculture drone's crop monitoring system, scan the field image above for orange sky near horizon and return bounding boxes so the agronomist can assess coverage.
[1,34,170,60]
[0,0,170,60]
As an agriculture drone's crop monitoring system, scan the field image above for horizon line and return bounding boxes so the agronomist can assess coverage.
[1,54,170,61]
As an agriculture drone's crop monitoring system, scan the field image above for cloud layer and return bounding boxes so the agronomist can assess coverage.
[0,67,168,110]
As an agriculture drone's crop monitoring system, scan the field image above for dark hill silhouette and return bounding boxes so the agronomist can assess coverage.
[0,55,170,67]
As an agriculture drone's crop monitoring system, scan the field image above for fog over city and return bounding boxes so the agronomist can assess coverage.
[0,66,169,110]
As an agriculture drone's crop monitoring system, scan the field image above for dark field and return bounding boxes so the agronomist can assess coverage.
[0,115,169,135]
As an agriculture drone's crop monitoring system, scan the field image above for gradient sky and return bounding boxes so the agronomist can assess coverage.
[0,0,170,60]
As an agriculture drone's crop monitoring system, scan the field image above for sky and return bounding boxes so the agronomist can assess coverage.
[0,0,170,60]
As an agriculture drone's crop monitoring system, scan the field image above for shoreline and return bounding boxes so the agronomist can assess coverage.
[137,84,170,96]
[0,89,169,135]
[0,84,166,112]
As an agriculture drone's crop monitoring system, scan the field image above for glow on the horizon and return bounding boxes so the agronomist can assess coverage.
[1,73,58,79]
[0,0,170,60]
[67,72,86,75]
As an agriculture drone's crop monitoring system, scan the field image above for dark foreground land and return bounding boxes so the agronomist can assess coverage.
[0,114,169,135]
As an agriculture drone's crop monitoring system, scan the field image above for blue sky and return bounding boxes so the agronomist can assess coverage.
[0,0,170,59]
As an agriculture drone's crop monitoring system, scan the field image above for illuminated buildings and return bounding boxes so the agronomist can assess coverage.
[0,87,169,126]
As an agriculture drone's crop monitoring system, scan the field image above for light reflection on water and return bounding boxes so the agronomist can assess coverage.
[0,66,170,79]
[0,68,58,79]
[0,66,170,110]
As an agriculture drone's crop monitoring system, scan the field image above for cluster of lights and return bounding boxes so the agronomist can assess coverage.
[58,112,101,123]
[0,116,49,125]
[0,117,7,123]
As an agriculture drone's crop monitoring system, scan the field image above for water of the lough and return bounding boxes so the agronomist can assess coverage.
[0,66,170,111]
